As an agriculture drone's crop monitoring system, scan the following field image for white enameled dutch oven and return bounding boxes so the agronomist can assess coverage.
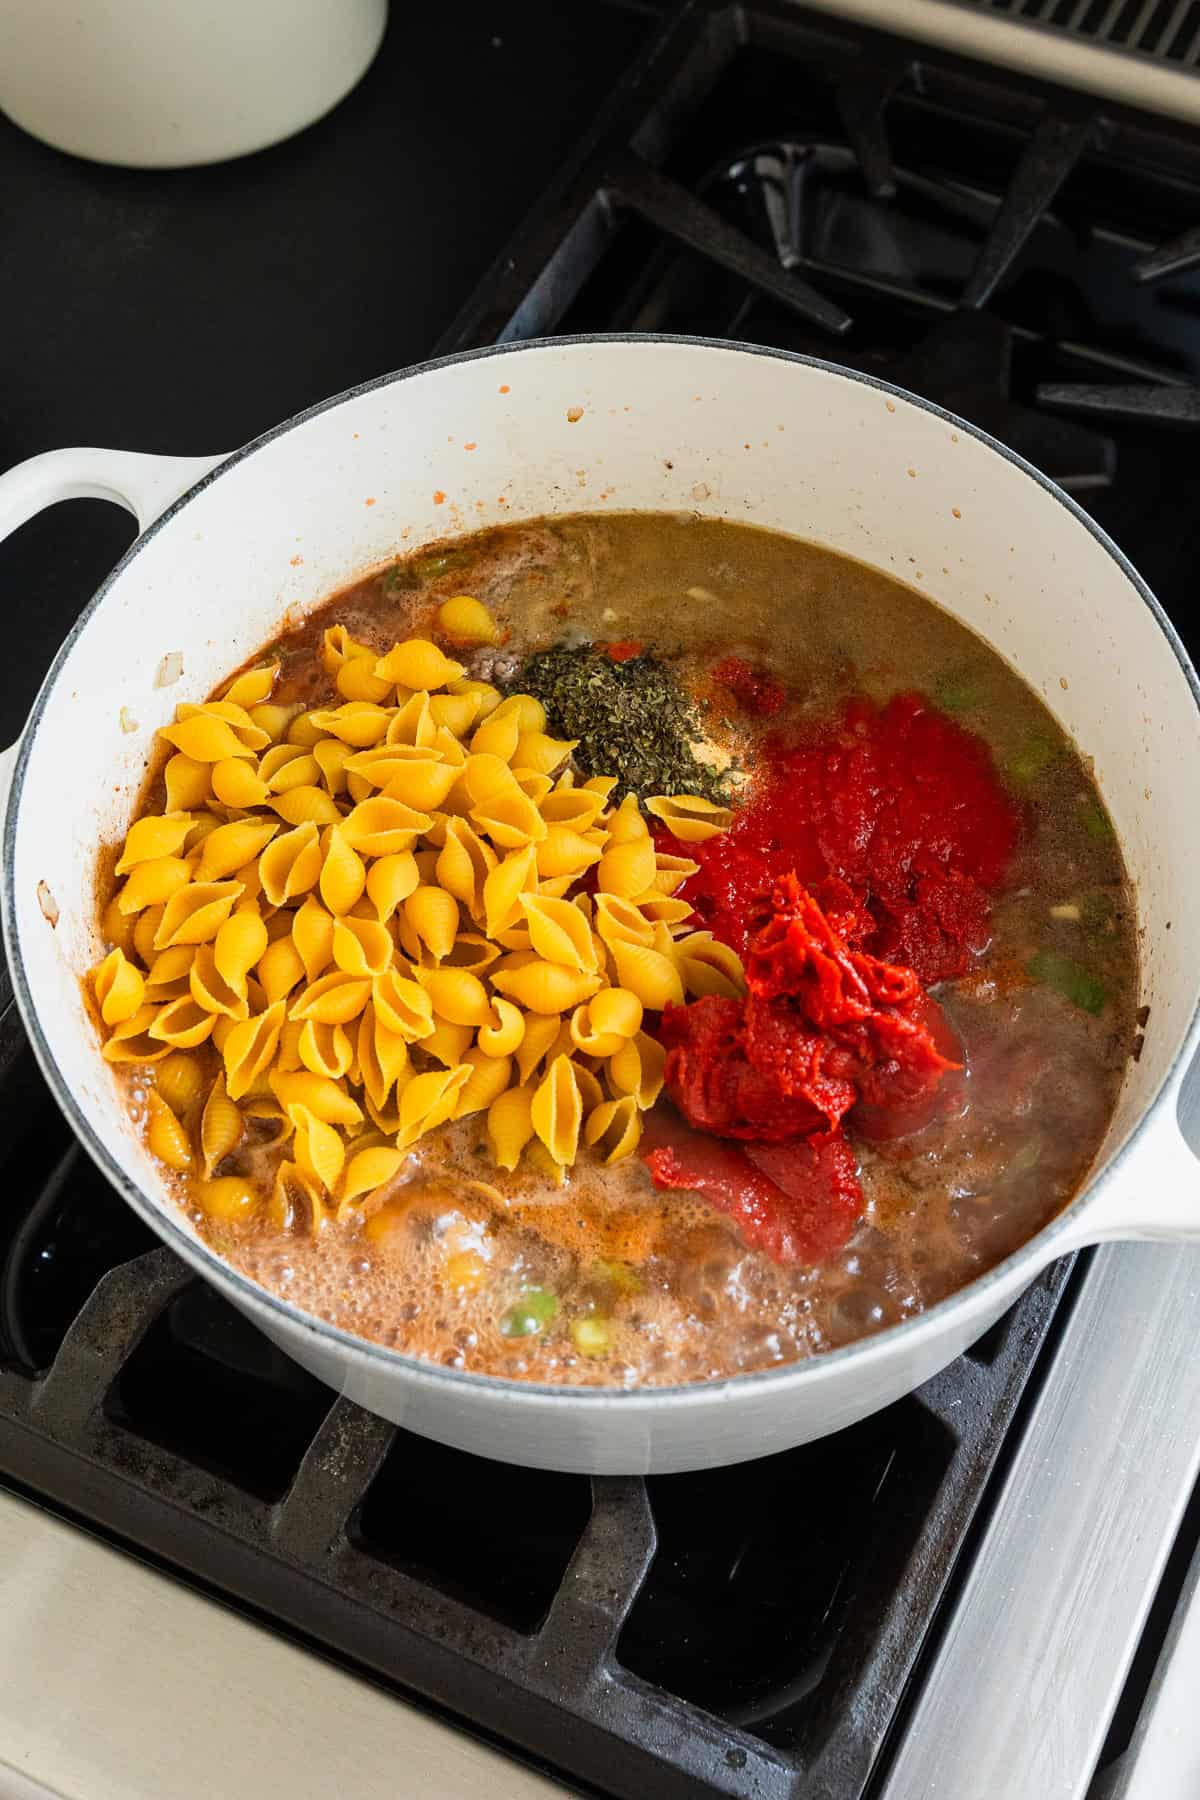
[0,337,1197,1475]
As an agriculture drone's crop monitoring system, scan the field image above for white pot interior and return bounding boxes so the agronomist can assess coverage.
[8,337,1199,1273]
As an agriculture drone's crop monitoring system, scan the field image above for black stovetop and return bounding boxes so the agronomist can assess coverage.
[3,5,1200,1797]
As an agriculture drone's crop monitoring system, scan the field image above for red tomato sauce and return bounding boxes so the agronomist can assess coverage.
[664,691,1020,986]
[646,694,1017,1264]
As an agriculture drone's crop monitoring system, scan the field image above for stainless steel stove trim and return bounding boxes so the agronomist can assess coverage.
[800,0,1200,125]
[879,1239,1200,1800]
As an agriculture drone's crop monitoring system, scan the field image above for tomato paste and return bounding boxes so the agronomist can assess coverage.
[645,873,964,1264]
[664,691,1019,986]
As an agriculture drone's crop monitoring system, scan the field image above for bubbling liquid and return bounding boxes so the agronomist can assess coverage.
[115,511,1138,1386]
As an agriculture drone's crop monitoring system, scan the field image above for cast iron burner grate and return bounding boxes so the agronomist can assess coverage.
[5,3,1200,1796]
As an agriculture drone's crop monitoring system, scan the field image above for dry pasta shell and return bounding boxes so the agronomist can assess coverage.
[117,856,193,916]
[250,703,300,743]
[594,893,654,950]
[607,1031,666,1110]
[260,822,323,906]
[289,970,371,1025]
[220,663,278,709]
[154,1050,206,1115]
[268,1160,325,1236]
[491,959,602,1015]
[213,909,269,995]
[318,825,366,916]
[308,701,394,747]
[372,968,435,1041]
[379,758,459,813]
[222,1000,286,1100]
[448,678,502,721]
[133,906,166,967]
[584,1095,643,1165]
[605,792,649,845]
[470,781,547,850]
[332,914,392,978]
[452,1049,513,1119]
[608,939,684,1011]
[402,885,459,961]
[482,844,538,939]
[101,1004,171,1064]
[270,1069,363,1129]
[651,852,699,895]
[514,1011,567,1085]
[568,1002,624,1061]
[531,1054,583,1168]
[478,996,524,1058]
[356,1002,409,1109]
[288,1103,346,1193]
[645,794,734,842]
[189,944,250,1020]
[396,1065,472,1149]
[540,787,607,831]
[416,967,491,1028]
[291,894,334,980]
[153,880,242,951]
[421,1018,474,1068]
[637,894,695,930]
[374,639,464,691]
[257,935,306,1003]
[387,691,438,749]
[314,736,354,795]
[428,691,482,736]
[513,731,576,776]
[214,756,273,806]
[676,930,746,999]
[339,1144,406,1206]
[487,1085,535,1171]
[519,894,599,973]
[365,851,420,922]
[264,750,322,795]
[535,825,604,881]
[200,1072,243,1177]
[597,836,657,900]
[92,947,145,1026]
[146,1089,193,1172]
[321,624,373,675]
[436,817,496,919]
[334,648,392,703]
[164,754,211,812]
[160,713,255,763]
[101,894,137,955]
[115,813,196,874]
[470,705,521,762]
[271,786,342,827]
[144,946,196,997]
[297,1018,354,1080]
[341,796,429,857]
[588,987,643,1039]
[148,996,216,1050]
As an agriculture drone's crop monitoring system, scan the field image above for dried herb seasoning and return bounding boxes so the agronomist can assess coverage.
[508,643,734,803]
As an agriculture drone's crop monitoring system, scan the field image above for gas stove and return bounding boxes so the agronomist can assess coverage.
[2,5,1200,1798]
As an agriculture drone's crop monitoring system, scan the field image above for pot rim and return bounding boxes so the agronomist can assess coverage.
[6,331,1198,1408]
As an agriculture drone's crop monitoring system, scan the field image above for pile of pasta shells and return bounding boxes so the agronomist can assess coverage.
[90,609,744,1230]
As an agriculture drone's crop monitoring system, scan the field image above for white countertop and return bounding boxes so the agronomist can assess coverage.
[0,1490,567,1800]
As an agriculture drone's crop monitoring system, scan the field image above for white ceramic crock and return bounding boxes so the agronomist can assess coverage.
[0,0,387,169]
[0,337,1197,1475]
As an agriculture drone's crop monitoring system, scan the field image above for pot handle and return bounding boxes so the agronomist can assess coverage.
[0,445,228,541]
[1053,1044,1200,1249]
[0,445,230,815]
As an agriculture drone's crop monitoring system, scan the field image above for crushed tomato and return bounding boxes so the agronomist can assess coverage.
[663,691,1019,986]
[645,873,964,1264]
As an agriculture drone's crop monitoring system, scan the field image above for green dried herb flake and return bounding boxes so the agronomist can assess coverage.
[507,644,734,804]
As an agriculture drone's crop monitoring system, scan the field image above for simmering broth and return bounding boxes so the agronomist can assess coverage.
[96,513,1139,1386]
